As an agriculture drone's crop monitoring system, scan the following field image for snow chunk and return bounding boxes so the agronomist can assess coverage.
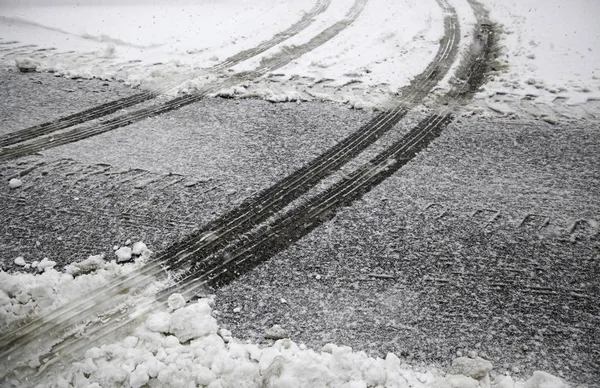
[524,371,568,388]
[132,241,149,256]
[13,256,26,266]
[37,258,57,272]
[123,336,139,348]
[167,293,186,312]
[450,356,493,380]
[435,374,479,388]
[65,253,105,276]
[494,375,515,388]
[169,299,218,342]
[146,312,171,333]
[8,178,23,189]
[264,324,289,340]
[130,363,150,388]
[15,57,38,73]
[115,246,133,262]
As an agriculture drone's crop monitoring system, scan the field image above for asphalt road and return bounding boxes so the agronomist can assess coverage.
[1,65,598,387]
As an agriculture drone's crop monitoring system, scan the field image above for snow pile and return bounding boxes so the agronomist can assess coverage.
[1,256,574,387]
[0,249,150,329]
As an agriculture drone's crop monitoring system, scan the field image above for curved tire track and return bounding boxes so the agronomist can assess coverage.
[0,0,489,381]
[42,20,493,380]
[0,0,331,149]
[171,25,495,293]
[0,0,365,162]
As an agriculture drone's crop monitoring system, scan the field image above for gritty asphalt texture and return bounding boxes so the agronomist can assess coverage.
[1,69,599,386]
[0,69,138,136]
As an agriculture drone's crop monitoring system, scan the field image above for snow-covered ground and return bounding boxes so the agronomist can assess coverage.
[476,0,600,117]
[0,0,315,91]
[0,249,571,387]
[1,0,599,117]
[0,0,597,386]
[0,0,467,108]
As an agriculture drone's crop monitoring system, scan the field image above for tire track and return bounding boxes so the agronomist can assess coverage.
[0,0,477,379]
[0,0,366,162]
[169,23,495,293]
[23,23,493,376]
[0,0,458,374]
[0,0,331,149]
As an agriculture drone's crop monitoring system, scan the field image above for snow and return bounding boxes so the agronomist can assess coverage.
[0,254,576,387]
[13,256,26,266]
[115,246,133,262]
[450,356,494,380]
[0,0,316,91]
[522,371,569,388]
[1,0,597,116]
[477,0,600,116]
[14,57,38,72]
[65,253,105,276]
[0,251,149,329]
[132,241,148,256]
[36,257,57,272]
[230,0,449,110]
[167,292,186,312]
[8,178,23,189]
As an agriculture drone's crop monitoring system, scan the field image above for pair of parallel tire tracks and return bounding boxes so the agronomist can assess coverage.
[0,0,494,382]
[0,0,369,161]
[0,0,331,149]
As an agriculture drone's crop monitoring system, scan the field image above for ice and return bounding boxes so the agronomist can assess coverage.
[65,253,105,276]
[8,178,23,189]
[115,246,133,262]
[450,356,494,380]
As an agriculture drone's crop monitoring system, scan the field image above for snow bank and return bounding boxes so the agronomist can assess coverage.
[0,253,574,387]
